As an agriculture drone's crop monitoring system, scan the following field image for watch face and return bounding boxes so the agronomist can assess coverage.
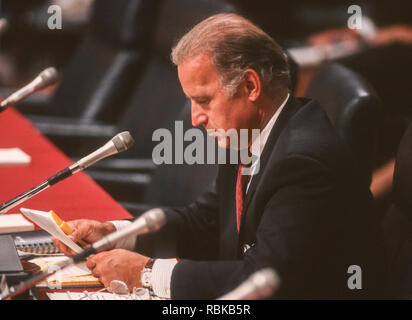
[142,270,152,287]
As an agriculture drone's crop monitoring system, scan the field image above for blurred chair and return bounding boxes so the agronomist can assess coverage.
[32,0,236,158]
[81,0,238,208]
[337,44,412,168]
[20,0,159,126]
[305,62,382,187]
[382,123,412,299]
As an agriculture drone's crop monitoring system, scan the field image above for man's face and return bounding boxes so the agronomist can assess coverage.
[177,54,259,148]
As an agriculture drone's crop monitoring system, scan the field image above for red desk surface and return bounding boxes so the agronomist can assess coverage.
[0,108,132,224]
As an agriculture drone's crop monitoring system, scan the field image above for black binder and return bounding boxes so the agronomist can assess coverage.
[0,235,30,286]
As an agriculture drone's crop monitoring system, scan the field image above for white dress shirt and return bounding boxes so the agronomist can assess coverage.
[246,93,289,193]
[111,93,290,299]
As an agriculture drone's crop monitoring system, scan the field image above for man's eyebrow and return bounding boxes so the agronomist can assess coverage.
[191,95,210,100]
[183,94,211,100]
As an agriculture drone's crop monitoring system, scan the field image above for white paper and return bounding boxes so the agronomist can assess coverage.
[0,148,31,166]
[47,289,151,300]
[20,208,82,253]
[30,256,91,277]
[0,213,34,233]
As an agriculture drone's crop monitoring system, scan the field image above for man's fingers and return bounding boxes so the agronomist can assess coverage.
[100,276,109,288]
[51,236,58,244]
[68,226,87,243]
[90,262,104,282]
[86,257,96,270]
[68,219,101,243]
[91,267,100,278]
[52,237,75,256]
[52,219,101,256]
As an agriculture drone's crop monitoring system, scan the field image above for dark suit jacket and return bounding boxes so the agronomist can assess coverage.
[136,95,387,299]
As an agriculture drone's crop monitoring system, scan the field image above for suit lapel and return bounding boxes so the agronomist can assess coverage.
[239,95,303,234]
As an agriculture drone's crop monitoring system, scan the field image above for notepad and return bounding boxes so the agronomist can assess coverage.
[31,256,101,288]
[0,214,34,234]
[20,208,82,253]
[0,148,31,166]
[47,289,152,300]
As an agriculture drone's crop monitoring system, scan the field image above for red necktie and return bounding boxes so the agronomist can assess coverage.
[236,164,249,232]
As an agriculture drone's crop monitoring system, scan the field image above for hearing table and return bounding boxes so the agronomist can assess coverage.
[0,108,132,224]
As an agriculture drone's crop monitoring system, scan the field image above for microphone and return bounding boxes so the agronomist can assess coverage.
[0,208,166,300]
[218,268,280,300]
[0,18,8,37]
[72,208,166,263]
[0,131,134,215]
[0,67,59,112]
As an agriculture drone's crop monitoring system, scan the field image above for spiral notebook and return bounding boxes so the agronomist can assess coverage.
[9,230,61,255]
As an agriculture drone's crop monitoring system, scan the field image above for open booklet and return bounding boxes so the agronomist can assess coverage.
[46,288,153,300]
[31,255,100,289]
[20,208,82,253]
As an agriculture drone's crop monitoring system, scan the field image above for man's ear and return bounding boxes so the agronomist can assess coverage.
[243,69,261,102]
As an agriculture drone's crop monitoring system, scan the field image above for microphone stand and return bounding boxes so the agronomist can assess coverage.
[0,131,134,215]
[0,165,76,215]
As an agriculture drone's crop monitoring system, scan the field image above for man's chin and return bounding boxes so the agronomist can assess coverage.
[216,136,247,150]
[207,131,229,149]
[216,136,230,149]
[208,131,249,150]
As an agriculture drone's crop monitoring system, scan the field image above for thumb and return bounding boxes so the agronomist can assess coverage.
[68,231,82,244]
[67,221,89,243]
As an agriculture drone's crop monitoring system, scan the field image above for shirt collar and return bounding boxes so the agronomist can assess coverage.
[250,93,290,159]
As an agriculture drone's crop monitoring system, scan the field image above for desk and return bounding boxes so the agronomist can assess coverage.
[0,108,132,223]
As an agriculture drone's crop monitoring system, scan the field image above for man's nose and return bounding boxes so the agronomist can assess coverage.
[191,103,207,127]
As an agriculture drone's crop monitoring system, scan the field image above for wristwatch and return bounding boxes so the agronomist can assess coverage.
[141,258,156,290]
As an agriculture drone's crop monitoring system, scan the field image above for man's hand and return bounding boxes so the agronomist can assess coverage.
[52,219,116,256]
[86,249,150,291]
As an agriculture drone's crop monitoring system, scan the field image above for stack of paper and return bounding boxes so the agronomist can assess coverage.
[20,208,82,253]
[0,214,34,233]
[0,148,31,166]
[47,289,152,300]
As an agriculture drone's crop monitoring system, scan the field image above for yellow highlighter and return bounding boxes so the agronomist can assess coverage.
[50,210,88,248]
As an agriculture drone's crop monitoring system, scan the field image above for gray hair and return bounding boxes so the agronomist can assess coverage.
[171,13,290,97]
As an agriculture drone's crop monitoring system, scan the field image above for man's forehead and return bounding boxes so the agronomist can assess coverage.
[178,53,220,91]
[178,54,215,77]
[181,52,212,67]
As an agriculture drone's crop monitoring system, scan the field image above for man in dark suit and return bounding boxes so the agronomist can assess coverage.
[53,13,386,299]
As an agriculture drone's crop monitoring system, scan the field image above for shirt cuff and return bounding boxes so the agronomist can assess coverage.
[109,220,136,250]
[151,258,178,299]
